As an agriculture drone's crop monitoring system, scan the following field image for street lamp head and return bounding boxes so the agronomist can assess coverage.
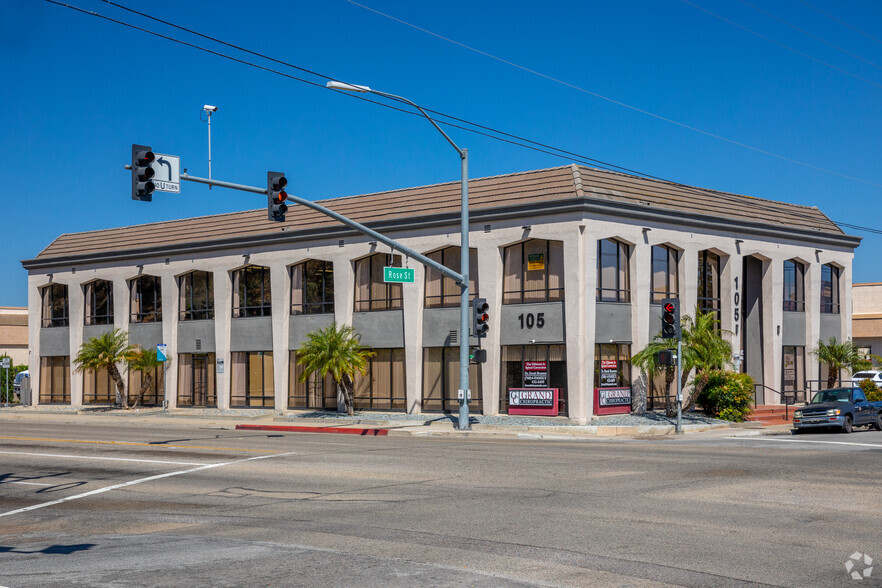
[326,81,372,93]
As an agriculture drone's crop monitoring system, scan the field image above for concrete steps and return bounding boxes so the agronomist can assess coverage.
[747,404,801,425]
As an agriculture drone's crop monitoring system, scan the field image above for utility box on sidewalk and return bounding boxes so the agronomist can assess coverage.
[19,374,31,405]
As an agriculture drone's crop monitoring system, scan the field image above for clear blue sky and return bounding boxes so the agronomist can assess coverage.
[2,0,881,307]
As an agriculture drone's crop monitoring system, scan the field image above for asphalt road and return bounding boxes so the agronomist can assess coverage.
[0,418,880,587]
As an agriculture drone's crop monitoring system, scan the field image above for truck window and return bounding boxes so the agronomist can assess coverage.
[854,390,867,403]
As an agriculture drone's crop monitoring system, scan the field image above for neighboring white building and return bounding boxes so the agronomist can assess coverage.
[22,165,859,421]
[852,283,882,361]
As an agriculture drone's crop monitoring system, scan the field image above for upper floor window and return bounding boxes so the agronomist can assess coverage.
[40,283,69,328]
[502,239,564,304]
[698,250,721,321]
[291,260,334,315]
[783,259,805,312]
[179,271,214,321]
[354,253,402,312]
[425,247,478,309]
[130,275,162,323]
[650,245,679,303]
[232,265,271,318]
[821,264,840,314]
[597,239,630,302]
[84,280,113,326]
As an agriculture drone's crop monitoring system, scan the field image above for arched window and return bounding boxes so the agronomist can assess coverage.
[354,253,402,312]
[698,250,721,323]
[40,283,69,328]
[783,260,805,312]
[650,245,678,303]
[502,239,564,304]
[232,266,271,318]
[424,247,478,308]
[291,260,334,315]
[597,239,630,302]
[84,280,113,325]
[179,271,214,320]
[130,275,162,323]
[821,264,840,314]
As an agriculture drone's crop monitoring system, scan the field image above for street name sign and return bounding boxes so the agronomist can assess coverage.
[150,154,180,193]
[383,267,414,283]
[0,358,9,369]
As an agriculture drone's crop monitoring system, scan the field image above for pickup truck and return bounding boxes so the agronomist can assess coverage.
[793,387,882,433]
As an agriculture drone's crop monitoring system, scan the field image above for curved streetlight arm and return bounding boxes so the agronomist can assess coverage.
[326,81,464,158]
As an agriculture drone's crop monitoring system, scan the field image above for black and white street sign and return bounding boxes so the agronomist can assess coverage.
[151,153,180,193]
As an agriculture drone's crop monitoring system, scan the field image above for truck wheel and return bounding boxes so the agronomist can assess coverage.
[842,415,853,434]
[873,413,882,432]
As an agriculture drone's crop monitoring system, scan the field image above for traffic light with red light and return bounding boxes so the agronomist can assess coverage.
[473,297,489,338]
[267,171,288,222]
[131,144,156,201]
[661,298,680,339]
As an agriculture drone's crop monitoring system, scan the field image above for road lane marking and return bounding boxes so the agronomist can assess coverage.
[6,482,53,487]
[0,451,297,518]
[0,450,209,466]
[0,436,276,453]
[728,437,882,448]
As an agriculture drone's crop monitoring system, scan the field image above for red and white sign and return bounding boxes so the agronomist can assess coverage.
[508,388,559,416]
[600,360,617,369]
[594,387,632,415]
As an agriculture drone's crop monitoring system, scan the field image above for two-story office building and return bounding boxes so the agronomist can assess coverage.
[22,165,859,421]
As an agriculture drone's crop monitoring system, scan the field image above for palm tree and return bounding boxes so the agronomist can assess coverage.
[127,347,164,408]
[812,337,862,389]
[73,329,137,408]
[296,322,374,416]
[679,309,732,409]
[632,308,732,416]
[631,339,677,415]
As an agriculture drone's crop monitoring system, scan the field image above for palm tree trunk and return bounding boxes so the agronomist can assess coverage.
[109,364,126,408]
[132,374,153,409]
[341,375,355,416]
[826,367,838,389]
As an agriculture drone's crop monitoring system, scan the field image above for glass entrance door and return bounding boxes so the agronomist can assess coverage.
[193,356,207,406]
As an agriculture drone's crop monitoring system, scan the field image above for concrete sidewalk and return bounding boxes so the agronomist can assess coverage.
[0,405,794,440]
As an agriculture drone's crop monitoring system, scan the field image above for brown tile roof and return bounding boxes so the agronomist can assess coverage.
[31,165,847,262]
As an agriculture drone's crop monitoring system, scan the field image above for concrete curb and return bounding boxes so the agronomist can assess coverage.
[236,424,389,436]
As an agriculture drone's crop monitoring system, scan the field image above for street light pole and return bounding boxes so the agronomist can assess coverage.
[327,81,472,430]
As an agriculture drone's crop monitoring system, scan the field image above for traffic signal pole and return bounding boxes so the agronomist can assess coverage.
[676,338,682,434]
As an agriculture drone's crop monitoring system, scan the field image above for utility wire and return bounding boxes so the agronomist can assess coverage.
[797,0,882,46]
[346,0,882,190]
[43,0,877,237]
[738,0,882,72]
[679,0,882,90]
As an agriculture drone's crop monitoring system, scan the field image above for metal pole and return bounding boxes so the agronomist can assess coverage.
[676,338,682,433]
[207,110,212,190]
[458,149,470,430]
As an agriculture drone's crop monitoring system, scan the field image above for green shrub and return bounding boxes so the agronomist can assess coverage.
[698,370,754,422]
[860,378,882,402]
[858,378,879,399]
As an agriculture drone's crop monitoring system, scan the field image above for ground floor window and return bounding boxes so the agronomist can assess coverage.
[289,351,337,410]
[231,351,274,407]
[83,366,115,404]
[353,348,406,411]
[782,346,806,394]
[39,356,70,404]
[422,347,482,413]
[594,344,632,388]
[178,354,217,407]
[500,345,567,415]
[648,368,676,411]
[128,364,165,407]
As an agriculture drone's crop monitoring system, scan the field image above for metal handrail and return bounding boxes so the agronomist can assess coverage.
[753,384,804,421]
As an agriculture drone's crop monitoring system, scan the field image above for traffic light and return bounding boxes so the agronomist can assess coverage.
[267,171,288,222]
[131,144,156,201]
[470,348,487,364]
[661,298,680,339]
[473,297,489,338]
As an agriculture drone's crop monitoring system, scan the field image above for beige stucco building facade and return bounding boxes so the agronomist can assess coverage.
[22,165,859,420]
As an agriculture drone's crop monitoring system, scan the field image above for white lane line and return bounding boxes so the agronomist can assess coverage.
[728,437,882,448]
[6,482,53,487]
[0,451,296,518]
[0,450,208,466]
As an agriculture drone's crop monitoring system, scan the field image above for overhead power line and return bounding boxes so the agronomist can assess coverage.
[346,0,882,190]
[797,0,882,46]
[43,0,878,238]
[738,0,882,72]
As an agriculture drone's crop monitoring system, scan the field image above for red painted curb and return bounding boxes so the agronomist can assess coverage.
[235,424,388,436]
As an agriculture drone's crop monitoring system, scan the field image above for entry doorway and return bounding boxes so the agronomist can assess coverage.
[742,256,765,403]
[177,353,217,407]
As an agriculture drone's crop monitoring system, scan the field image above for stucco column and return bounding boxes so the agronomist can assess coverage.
[728,252,744,369]
[27,277,42,405]
[68,278,84,407]
[564,225,588,422]
[764,258,784,404]
[479,241,501,415]
[334,252,355,412]
[402,259,424,414]
[270,263,289,411]
[584,231,598,419]
[215,270,232,410]
[805,260,821,389]
[160,272,178,409]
